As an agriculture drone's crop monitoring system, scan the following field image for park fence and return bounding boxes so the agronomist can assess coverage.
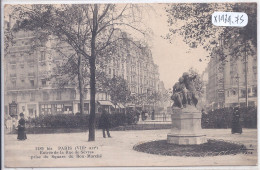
[201,106,257,129]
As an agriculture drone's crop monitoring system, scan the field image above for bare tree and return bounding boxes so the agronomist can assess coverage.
[13,4,149,141]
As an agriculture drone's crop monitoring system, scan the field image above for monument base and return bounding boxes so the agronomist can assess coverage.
[167,134,207,145]
[167,106,207,145]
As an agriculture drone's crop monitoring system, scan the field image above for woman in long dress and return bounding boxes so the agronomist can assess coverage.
[231,107,242,134]
[17,113,27,140]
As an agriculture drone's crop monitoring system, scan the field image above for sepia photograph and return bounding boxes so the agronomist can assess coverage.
[1,0,258,169]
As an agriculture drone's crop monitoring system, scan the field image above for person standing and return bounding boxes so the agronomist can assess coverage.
[99,108,111,138]
[163,112,167,121]
[231,106,242,134]
[17,113,27,140]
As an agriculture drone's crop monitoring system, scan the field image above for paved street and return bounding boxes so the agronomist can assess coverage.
[4,129,257,168]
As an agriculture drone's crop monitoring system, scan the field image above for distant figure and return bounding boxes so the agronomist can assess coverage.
[151,110,155,120]
[163,112,167,121]
[231,106,242,134]
[17,113,27,141]
[99,108,111,138]
[136,110,141,121]
[141,111,145,121]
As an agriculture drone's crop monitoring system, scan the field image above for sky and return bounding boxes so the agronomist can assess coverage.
[144,4,209,90]
[3,3,209,90]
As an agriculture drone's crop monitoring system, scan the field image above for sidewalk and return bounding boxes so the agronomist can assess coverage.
[4,129,257,167]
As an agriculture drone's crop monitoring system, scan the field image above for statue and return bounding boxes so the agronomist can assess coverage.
[171,72,199,109]
[168,72,206,145]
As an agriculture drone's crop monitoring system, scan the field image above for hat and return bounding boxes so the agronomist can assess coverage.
[182,72,189,77]
[19,113,24,116]
[178,77,184,82]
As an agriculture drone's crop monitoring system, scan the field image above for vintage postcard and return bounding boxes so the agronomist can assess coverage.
[1,0,258,169]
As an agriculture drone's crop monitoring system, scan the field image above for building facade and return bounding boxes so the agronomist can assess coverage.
[206,46,257,109]
[4,20,160,118]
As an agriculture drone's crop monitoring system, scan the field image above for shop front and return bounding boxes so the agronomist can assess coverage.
[39,101,73,115]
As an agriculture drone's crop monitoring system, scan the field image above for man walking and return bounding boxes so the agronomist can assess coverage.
[99,108,112,138]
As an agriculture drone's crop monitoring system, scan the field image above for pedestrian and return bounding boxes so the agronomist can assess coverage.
[231,106,242,134]
[17,113,27,141]
[99,108,111,138]
[163,112,166,121]
[141,111,145,121]
[151,110,155,120]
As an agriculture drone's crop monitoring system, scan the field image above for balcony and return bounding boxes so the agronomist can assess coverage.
[28,72,35,78]
[10,73,17,78]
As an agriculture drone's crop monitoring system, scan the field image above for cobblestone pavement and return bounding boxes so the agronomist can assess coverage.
[4,129,257,168]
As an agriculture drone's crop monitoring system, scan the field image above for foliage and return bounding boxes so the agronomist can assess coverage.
[201,106,257,129]
[133,139,246,157]
[26,112,136,129]
[13,4,149,141]
[188,68,204,97]
[165,3,257,61]
[102,76,131,106]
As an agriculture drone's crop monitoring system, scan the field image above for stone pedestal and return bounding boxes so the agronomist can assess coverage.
[167,106,207,145]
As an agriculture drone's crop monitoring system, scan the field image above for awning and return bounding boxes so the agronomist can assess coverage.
[116,103,125,108]
[97,101,114,106]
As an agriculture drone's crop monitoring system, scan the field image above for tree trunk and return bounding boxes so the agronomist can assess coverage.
[88,4,98,141]
[89,57,96,141]
[78,54,84,115]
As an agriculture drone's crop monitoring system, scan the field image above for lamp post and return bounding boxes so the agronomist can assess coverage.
[235,73,240,106]
[244,42,248,107]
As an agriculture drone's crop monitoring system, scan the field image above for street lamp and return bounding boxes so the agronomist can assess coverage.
[235,73,240,106]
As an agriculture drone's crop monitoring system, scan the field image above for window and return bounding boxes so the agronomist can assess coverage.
[12,93,17,101]
[70,90,76,99]
[29,62,34,67]
[11,64,16,69]
[20,63,24,68]
[30,80,34,87]
[30,92,35,101]
[41,79,46,87]
[11,80,16,87]
[109,68,111,74]
[55,104,64,112]
[21,93,25,100]
[43,92,49,101]
[21,79,25,83]
[40,51,46,61]
[41,104,51,115]
[78,103,89,113]
[56,91,61,100]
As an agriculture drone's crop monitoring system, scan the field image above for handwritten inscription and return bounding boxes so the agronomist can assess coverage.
[31,145,101,160]
[212,12,248,27]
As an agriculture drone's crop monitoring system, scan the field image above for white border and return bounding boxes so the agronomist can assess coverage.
[1,0,259,170]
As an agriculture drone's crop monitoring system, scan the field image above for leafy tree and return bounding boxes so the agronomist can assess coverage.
[188,68,204,97]
[165,3,257,61]
[12,4,149,141]
[105,76,131,108]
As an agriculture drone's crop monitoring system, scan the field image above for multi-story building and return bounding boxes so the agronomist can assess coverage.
[207,52,225,109]
[223,51,257,107]
[201,66,208,109]
[206,45,257,109]
[4,20,160,118]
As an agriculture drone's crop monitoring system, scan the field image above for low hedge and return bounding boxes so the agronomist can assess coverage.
[202,106,257,129]
[26,112,135,129]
